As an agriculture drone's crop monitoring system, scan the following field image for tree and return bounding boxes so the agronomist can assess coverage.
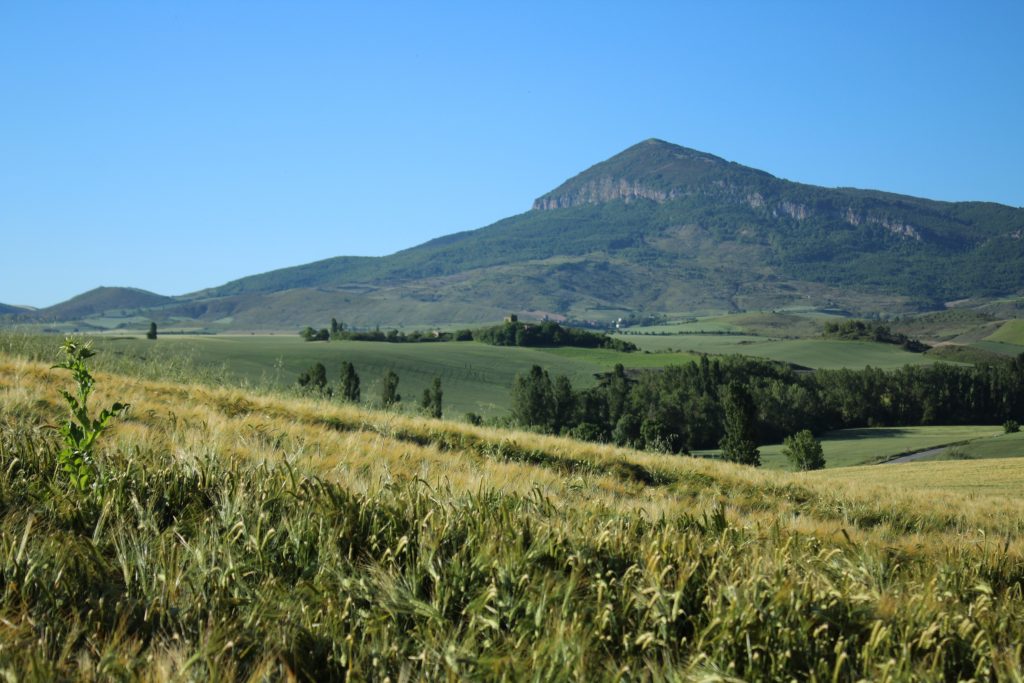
[603,364,631,427]
[511,365,554,430]
[782,429,825,471]
[420,376,443,418]
[381,370,401,407]
[146,322,158,340]
[340,361,360,402]
[330,318,345,339]
[298,362,329,396]
[551,374,577,434]
[300,327,330,342]
[719,382,760,466]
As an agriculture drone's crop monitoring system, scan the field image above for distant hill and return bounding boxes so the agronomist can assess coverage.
[29,287,173,322]
[0,303,31,316]
[13,140,1024,329]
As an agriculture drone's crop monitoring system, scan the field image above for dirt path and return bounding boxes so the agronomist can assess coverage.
[885,446,947,464]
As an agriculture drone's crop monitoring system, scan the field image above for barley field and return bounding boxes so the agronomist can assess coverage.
[1,349,1023,680]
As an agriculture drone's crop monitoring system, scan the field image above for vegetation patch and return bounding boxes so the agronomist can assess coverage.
[987,319,1024,346]
[823,319,928,351]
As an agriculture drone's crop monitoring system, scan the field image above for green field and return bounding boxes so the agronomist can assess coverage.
[917,430,1024,462]
[620,318,742,334]
[986,319,1024,345]
[91,335,698,418]
[619,312,827,337]
[696,425,1000,470]
[618,334,940,369]
[757,425,1001,469]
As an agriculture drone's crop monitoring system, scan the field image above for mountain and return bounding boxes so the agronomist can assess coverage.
[27,287,174,322]
[0,303,31,316]
[17,140,1024,329]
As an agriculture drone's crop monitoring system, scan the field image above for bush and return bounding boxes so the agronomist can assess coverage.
[782,429,825,471]
[1004,419,1020,434]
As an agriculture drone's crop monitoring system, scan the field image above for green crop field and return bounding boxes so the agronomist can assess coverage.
[758,425,1001,470]
[620,311,827,337]
[970,339,1024,357]
[616,333,766,353]
[618,334,941,369]
[986,319,1024,345]
[85,335,697,418]
[621,318,743,334]
[696,425,1001,470]
[916,430,1024,462]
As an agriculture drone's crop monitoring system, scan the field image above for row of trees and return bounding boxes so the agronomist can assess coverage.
[474,320,637,351]
[509,353,1024,465]
[300,319,636,351]
[296,362,442,416]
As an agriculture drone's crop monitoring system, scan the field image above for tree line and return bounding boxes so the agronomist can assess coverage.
[300,319,635,351]
[509,354,1024,463]
[474,320,637,351]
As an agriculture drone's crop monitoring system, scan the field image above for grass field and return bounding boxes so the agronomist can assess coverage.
[3,350,1024,679]
[973,339,1024,357]
[619,334,941,369]
[620,318,743,334]
[986,319,1024,345]
[81,335,699,418]
[622,312,829,338]
[758,425,1002,469]
[696,425,1001,470]
[916,430,1024,462]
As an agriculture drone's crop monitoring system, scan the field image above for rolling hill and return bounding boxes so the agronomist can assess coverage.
[0,303,31,316]
[15,140,1024,329]
[27,286,174,322]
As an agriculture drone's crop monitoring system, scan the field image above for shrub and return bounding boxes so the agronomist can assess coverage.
[782,429,825,471]
[1004,419,1020,434]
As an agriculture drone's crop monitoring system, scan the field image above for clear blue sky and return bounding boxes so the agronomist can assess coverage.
[2,1,1022,307]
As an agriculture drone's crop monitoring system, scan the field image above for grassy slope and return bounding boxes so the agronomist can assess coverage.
[986,319,1024,345]
[972,339,1024,356]
[3,353,1024,679]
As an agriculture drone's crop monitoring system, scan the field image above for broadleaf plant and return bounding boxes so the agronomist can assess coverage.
[51,337,129,491]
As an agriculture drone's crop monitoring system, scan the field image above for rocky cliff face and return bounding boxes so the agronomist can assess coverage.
[532,177,680,210]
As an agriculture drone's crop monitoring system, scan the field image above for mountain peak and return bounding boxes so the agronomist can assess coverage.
[532,138,769,211]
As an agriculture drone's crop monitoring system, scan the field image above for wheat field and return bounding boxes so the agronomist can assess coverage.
[1,351,1023,680]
